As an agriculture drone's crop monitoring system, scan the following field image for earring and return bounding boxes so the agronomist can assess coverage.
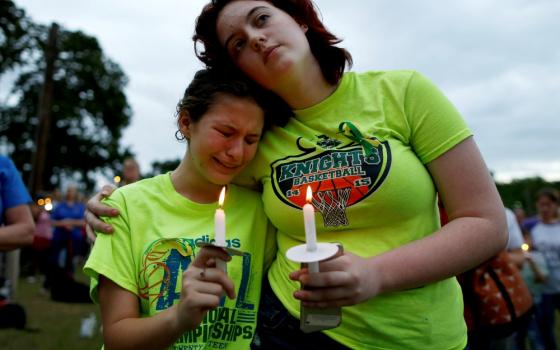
[175,130,186,141]
[301,24,308,31]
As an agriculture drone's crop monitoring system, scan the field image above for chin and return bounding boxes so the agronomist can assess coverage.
[209,173,236,186]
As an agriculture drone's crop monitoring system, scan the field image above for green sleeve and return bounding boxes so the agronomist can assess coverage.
[404,72,472,164]
[83,190,138,303]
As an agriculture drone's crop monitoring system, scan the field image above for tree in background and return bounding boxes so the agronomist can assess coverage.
[0,1,132,193]
[0,0,35,75]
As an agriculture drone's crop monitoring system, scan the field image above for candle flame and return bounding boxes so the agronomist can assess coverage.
[521,243,529,252]
[218,186,226,207]
[306,186,312,203]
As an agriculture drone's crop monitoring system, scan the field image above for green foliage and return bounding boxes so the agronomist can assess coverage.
[0,3,132,191]
[497,177,560,215]
[0,0,35,74]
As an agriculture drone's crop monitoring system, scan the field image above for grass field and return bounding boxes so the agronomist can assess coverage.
[0,273,103,350]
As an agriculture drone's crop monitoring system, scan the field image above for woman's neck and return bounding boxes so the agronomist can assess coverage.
[171,157,222,204]
[274,56,339,110]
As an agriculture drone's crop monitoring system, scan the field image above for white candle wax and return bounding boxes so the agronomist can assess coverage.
[214,208,226,247]
[303,202,318,252]
[303,186,319,273]
[214,187,227,272]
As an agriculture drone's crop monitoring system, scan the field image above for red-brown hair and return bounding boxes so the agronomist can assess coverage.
[194,0,353,85]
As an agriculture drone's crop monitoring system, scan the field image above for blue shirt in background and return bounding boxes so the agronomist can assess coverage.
[0,156,32,225]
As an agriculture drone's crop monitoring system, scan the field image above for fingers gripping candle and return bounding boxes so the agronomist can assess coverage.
[214,186,227,272]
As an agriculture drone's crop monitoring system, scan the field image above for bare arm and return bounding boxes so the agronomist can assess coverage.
[293,137,507,307]
[0,204,34,250]
[100,247,235,350]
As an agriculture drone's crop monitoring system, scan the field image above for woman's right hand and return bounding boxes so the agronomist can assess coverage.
[175,246,235,331]
[85,184,119,242]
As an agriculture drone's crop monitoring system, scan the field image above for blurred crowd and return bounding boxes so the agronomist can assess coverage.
[0,156,141,323]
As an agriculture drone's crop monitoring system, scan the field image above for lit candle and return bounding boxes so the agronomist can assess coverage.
[521,243,531,259]
[303,186,319,273]
[214,186,227,272]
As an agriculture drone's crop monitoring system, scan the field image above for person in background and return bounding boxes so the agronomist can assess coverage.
[50,184,86,275]
[0,155,34,251]
[529,188,560,350]
[0,155,33,328]
[507,207,528,268]
[121,157,141,186]
[516,229,548,350]
[27,198,53,286]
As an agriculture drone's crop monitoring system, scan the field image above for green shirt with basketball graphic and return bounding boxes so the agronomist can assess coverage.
[241,70,471,349]
[84,173,274,350]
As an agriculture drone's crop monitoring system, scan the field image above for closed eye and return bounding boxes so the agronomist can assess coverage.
[255,13,270,26]
[232,38,246,52]
[215,127,234,137]
[245,136,260,145]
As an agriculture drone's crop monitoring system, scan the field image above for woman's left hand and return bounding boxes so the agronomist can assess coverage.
[289,251,381,308]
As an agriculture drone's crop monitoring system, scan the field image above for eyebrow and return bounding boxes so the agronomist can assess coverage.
[223,5,268,49]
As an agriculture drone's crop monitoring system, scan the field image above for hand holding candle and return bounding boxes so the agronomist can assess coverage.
[285,185,342,332]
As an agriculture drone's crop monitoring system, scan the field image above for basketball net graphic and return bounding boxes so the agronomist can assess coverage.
[312,188,352,227]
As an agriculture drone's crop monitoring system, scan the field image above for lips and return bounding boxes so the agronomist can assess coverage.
[213,157,242,172]
[263,45,280,64]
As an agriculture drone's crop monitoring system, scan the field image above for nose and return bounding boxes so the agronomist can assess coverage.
[249,32,266,51]
[225,138,244,163]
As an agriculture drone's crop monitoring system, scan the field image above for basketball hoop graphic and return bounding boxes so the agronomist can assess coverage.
[312,188,352,227]
[271,135,392,228]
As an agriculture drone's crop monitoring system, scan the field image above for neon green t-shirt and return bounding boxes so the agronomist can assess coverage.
[84,173,274,350]
[241,70,471,349]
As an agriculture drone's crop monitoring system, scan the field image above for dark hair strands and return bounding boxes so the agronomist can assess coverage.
[175,69,291,141]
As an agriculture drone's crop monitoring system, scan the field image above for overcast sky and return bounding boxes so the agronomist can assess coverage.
[14,0,560,183]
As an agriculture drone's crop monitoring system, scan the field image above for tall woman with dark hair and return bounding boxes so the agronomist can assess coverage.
[192,2,506,349]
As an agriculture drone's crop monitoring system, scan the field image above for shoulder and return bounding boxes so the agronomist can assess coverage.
[105,174,168,209]
[228,184,261,203]
[344,70,427,101]
[114,174,167,196]
[348,69,418,85]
